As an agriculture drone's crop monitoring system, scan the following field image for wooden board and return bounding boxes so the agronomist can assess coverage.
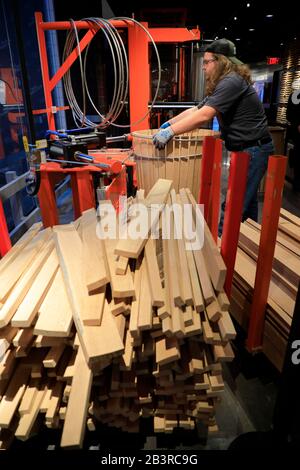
[114,179,172,258]
[81,208,109,292]
[0,365,31,428]
[61,347,93,448]
[33,268,73,337]
[0,228,51,303]
[0,238,54,327]
[11,249,59,328]
[54,225,124,365]
[145,238,164,307]
[184,188,226,291]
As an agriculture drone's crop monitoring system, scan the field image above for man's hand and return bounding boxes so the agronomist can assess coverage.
[160,121,170,129]
[153,126,174,150]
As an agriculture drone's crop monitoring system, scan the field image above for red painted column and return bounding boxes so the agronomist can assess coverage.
[128,22,150,132]
[220,151,250,297]
[207,138,222,241]
[38,169,59,227]
[71,170,95,219]
[35,12,55,130]
[198,136,216,221]
[0,198,11,257]
[246,155,287,352]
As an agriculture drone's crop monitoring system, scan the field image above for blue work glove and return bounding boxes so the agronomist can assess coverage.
[160,121,171,129]
[153,126,174,150]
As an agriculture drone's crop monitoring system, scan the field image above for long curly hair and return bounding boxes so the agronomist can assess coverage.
[205,54,252,96]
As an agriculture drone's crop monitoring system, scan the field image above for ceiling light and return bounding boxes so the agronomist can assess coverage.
[249,28,255,31]
[247,3,250,6]
[224,27,228,30]
[266,14,273,18]
[215,36,219,40]
[235,38,241,41]
[234,17,238,20]
[280,43,284,46]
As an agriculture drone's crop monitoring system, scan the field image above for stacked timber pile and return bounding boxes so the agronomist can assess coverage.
[0,179,235,449]
[231,208,300,371]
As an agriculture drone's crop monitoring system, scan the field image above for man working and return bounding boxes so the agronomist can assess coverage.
[153,38,274,234]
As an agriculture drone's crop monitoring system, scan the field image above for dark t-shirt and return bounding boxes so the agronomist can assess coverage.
[198,72,270,149]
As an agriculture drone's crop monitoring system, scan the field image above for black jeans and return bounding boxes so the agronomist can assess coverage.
[218,140,275,236]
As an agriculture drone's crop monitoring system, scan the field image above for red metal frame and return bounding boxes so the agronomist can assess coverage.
[220,151,250,298]
[0,198,11,257]
[34,12,200,132]
[246,155,287,352]
[38,150,129,227]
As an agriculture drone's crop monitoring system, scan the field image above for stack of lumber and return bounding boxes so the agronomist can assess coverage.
[231,208,300,371]
[0,179,235,449]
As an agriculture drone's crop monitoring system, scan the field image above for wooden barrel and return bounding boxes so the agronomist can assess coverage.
[132,129,217,199]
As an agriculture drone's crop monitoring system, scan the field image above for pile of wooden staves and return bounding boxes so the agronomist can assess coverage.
[0,179,235,449]
[231,208,300,371]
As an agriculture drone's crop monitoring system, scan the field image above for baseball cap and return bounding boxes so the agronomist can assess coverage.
[205,38,244,65]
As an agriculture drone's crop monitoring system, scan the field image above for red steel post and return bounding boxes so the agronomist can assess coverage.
[246,155,287,352]
[0,198,11,257]
[220,151,250,297]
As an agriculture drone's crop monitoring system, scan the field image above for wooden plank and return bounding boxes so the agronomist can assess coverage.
[103,234,135,299]
[61,347,93,448]
[218,311,236,341]
[114,179,172,258]
[155,336,180,366]
[279,220,300,243]
[280,208,300,227]
[0,238,54,327]
[239,222,300,287]
[206,300,222,323]
[82,286,106,327]
[0,327,18,359]
[217,291,230,311]
[0,223,42,275]
[176,194,204,312]
[0,349,16,380]
[171,190,213,305]
[43,344,65,368]
[12,328,34,349]
[165,197,184,307]
[46,381,64,422]
[184,188,227,291]
[18,379,40,416]
[184,309,202,336]
[15,381,46,440]
[137,258,153,330]
[54,225,124,365]
[145,238,164,307]
[115,256,129,275]
[0,228,52,303]
[11,249,59,328]
[33,268,73,337]
[0,365,31,428]
[110,299,127,316]
[81,208,109,292]
[129,258,142,337]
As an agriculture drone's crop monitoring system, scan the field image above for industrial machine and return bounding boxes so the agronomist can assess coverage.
[24,127,136,227]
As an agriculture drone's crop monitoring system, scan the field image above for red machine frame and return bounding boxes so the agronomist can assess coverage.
[32,13,200,227]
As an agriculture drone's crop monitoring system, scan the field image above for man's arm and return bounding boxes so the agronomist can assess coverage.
[168,106,199,125]
[171,105,216,135]
[152,105,217,150]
